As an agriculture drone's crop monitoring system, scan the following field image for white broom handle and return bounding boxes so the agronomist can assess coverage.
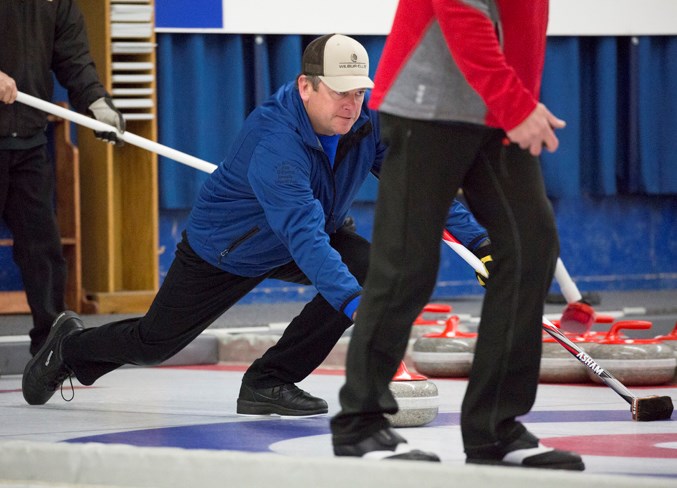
[554,257,583,304]
[15,91,218,174]
[443,230,582,305]
[442,230,487,278]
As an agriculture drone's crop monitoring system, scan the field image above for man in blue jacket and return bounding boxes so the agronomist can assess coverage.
[22,35,491,415]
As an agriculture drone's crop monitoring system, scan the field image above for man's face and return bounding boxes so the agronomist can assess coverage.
[299,76,366,136]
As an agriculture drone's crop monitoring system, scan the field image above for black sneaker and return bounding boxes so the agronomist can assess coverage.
[22,311,84,405]
[334,428,440,461]
[236,383,328,416]
[466,430,584,470]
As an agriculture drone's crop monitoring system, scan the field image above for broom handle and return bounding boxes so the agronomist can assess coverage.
[441,230,636,405]
[443,229,581,303]
[15,91,218,174]
[555,258,583,304]
[442,230,488,277]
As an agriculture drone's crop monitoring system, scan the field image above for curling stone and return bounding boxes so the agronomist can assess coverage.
[654,322,677,379]
[410,303,452,339]
[411,315,476,378]
[586,320,676,386]
[540,331,595,384]
[387,362,440,427]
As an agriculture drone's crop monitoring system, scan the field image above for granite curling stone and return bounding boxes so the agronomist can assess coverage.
[654,322,677,380]
[586,320,676,386]
[411,315,476,378]
[386,362,440,428]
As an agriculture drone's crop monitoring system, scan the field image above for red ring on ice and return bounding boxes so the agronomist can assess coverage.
[543,434,677,458]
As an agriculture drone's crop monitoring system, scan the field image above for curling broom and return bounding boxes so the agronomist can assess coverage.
[442,230,673,421]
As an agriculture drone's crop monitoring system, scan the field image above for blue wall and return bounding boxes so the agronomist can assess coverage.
[3,172,676,298]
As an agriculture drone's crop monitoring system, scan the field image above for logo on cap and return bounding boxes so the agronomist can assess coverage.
[338,53,367,70]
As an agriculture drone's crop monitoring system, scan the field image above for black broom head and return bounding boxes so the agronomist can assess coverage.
[632,395,674,421]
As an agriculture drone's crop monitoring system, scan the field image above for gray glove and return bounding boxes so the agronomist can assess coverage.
[88,97,125,145]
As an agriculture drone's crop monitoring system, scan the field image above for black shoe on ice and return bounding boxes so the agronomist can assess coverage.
[22,311,83,405]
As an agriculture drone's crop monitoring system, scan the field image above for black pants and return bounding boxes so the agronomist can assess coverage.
[0,146,67,355]
[331,114,559,456]
[64,227,370,388]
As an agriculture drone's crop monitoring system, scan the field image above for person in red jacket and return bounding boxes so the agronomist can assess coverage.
[330,0,585,470]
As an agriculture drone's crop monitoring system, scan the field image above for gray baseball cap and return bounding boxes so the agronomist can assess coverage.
[302,34,374,92]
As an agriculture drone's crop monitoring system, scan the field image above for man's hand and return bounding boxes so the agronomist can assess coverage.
[0,71,18,104]
[472,241,493,288]
[88,97,126,145]
[506,103,565,156]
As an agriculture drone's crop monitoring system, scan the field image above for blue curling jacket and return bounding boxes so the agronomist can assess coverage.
[186,81,487,314]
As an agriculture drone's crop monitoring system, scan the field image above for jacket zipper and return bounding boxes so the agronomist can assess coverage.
[318,147,337,232]
[218,226,260,264]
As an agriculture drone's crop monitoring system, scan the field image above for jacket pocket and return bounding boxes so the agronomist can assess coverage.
[218,226,260,264]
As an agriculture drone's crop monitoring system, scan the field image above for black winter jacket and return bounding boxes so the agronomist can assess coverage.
[0,0,106,140]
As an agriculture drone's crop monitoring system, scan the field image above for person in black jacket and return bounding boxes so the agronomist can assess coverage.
[0,0,125,356]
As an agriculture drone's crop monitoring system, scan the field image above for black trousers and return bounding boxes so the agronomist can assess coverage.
[64,227,370,388]
[0,146,67,355]
[331,114,559,456]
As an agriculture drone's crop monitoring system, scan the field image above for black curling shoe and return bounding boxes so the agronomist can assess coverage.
[334,428,441,461]
[22,311,83,405]
[466,430,585,470]
[237,383,328,416]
